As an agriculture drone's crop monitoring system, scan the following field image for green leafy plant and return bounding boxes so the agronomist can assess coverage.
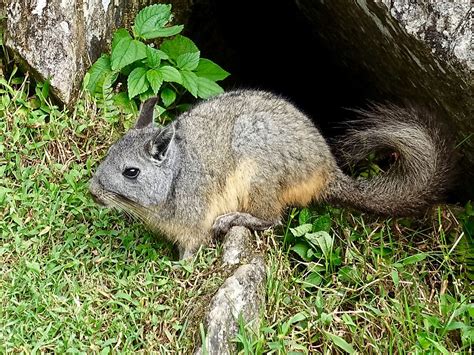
[284,208,342,287]
[84,4,229,121]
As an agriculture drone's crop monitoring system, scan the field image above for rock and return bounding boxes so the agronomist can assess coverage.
[195,227,266,355]
[295,0,474,199]
[3,0,191,106]
[6,0,88,105]
[382,1,473,70]
[221,226,254,265]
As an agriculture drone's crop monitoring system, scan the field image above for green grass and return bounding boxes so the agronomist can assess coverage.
[237,208,473,354]
[1,74,472,353]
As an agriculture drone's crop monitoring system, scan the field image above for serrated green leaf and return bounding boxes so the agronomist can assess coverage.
[305,231,333,259]
[146,69,163,94]
[176,52,200,70]
[135,4,172,28]
[147,25,184,39]
[160,35,199,61]
[312,214,331,233]
[111,38,147,71]
[291,243,310,261]
[298,208,311,225]
[98,70,120,123]
[160,87,176,107]
[196,76,224,99]
[290,223,313,237]
[128,67,149,99]
[146,46,161,68]
[146,47,169,68]
[195,58,230,81]
[158,66,182,84]
[112,28,132,49]
[324,331,355,354]
[86,54,112,93]
[180,70,199,97]
[304,272,322,287]
[133,4,183,39]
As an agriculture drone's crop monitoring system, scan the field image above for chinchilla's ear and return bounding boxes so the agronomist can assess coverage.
[149,123,176,161]
[134,97,159,129]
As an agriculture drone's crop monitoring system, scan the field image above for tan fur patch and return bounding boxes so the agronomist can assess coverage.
[158,221,208,251]
[280,169,330,207]
[203,159,257,230]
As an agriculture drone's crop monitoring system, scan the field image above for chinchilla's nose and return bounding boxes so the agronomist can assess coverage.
[88,178,107,206]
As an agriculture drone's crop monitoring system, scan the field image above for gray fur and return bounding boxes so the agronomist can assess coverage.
[89,90,455,257]
[328,104,455,215]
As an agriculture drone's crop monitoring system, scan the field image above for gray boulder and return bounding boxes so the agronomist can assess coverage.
[3,0,190,105]
[383,1,472,70]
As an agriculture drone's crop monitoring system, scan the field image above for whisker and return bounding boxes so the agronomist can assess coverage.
[96,191,160,230]
[109,195,150,225]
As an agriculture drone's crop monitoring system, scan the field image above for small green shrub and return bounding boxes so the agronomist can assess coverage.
[84,3,229,122]
[282,207,343,287]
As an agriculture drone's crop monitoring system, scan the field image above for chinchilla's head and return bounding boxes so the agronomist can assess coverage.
[89,97,180,218]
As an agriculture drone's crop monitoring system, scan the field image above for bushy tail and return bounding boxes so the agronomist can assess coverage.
[326,104,456,216]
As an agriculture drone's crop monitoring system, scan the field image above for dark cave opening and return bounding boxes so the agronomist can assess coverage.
[185,0,379,137]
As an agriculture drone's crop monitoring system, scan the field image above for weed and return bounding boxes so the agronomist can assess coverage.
[84,4,229,123]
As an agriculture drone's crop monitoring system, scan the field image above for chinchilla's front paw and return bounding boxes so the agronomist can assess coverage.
[212,212,276,238]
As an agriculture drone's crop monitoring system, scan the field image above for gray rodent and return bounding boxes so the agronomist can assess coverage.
[89,89,455,258]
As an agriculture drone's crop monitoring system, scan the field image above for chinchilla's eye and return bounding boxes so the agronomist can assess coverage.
[122,167,140,179]
[157,151,166,162]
